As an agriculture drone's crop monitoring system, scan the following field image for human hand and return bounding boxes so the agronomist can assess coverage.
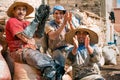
[63,12,69,25]
[67,12,72,24]
[72,35,79,54]
[0,45,3,52]
[85,35,90,48]
[73,35,79,49]
[63,12,72,24]
[34,5,50,23]
[27,38,36,45]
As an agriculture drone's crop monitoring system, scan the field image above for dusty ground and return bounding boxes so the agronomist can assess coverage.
[100,55,120,80]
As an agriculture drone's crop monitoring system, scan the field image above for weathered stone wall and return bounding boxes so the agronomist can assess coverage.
[0,0,14,25]
[0,0,106,25]
[48,0,105,17]
[48,0,106,45]
[0,0,106,45]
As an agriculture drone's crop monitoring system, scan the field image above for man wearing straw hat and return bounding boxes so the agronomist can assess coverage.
[65,26,105,80]
[5,0,63,79]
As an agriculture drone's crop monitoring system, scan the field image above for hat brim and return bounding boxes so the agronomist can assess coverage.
[7,2,34,17]
[52,9,66,14]
[52,5,66,14]
[65,28,98,45]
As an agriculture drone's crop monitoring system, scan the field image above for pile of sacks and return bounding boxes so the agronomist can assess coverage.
[97,44,120,67]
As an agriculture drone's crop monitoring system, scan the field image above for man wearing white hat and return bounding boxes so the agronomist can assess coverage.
[65,26,105,80]
[5,0,62,80]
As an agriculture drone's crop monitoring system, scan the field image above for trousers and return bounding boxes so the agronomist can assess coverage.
[22,48,54,70]
[10,48,56,71]
[10,48,65,80]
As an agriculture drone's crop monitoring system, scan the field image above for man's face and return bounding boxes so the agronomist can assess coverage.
[76,31,89,44]
[12,5,27,21]
[53,10,65,24]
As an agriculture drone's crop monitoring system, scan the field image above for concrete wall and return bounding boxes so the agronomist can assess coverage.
[114,8,120,32]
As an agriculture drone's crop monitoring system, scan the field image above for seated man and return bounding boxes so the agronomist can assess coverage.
[65,26,105,80]
[45,5,75,76]
[5,0,63,79]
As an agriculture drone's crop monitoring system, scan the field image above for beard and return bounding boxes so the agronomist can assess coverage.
[78,38,85,46]
[79,42,84,44]
[79,40,84,45]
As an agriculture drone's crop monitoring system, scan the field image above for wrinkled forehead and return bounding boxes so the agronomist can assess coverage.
[53,10,66,14]
[53,10,65,14]
[14,5,27,10]
[75,31,89,35]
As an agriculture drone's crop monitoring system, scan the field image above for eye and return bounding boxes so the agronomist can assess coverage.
[55,12,59,15]
[23,8,27,11]
[60,12,64,14]
[54,12,64,15]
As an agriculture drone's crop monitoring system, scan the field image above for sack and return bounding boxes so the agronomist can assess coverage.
[2,51,14,79]
[0,52,11,80]
[14,62,42,80]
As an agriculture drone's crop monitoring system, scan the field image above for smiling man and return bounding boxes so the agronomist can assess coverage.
[5,0,62,80]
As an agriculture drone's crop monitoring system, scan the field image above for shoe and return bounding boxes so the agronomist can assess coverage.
[95,78,105,80]
[56,74,62,80]
[43,67,56,80]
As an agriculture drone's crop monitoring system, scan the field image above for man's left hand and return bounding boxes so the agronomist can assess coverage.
[85,35,90,48]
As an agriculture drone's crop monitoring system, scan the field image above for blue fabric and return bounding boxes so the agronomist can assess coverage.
[77,44,95,60]
[53,5,66,13]
[23,49,53,69]
[54,46,67,50]
[78,44,85,50]
[77,44,87,60]
[53,5,66,11]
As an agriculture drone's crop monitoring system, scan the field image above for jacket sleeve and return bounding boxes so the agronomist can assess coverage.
[89,46,101,63]
[67,51,76,65]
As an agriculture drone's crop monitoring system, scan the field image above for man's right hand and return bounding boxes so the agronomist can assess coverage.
[34,5,50,23]
[23,4,50,38]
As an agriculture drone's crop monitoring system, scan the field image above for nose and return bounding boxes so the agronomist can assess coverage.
[56,13,62,17]
[79,34,83,37]
[20,9,25,12]
[78,32,84,37]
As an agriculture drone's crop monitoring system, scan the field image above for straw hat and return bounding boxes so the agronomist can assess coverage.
[7,0,34,17]
[65,25,98,45]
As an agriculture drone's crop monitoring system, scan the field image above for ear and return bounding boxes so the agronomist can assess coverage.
[12,10,15,14]
[12,10,15,16]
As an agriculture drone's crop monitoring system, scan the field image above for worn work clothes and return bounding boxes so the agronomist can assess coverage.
[67,44,104,80]
[52,49,66,67]
[45,20,68,50]
[23,48,54,69]
[5,18,54,68]
[5,18,35,52]
[45,20,69,67]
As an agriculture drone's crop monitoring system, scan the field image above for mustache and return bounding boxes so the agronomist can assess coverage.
[18,12,24,16]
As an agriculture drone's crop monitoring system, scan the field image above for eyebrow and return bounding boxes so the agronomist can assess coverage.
[14,5,27,10]
[75,31,89,34]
